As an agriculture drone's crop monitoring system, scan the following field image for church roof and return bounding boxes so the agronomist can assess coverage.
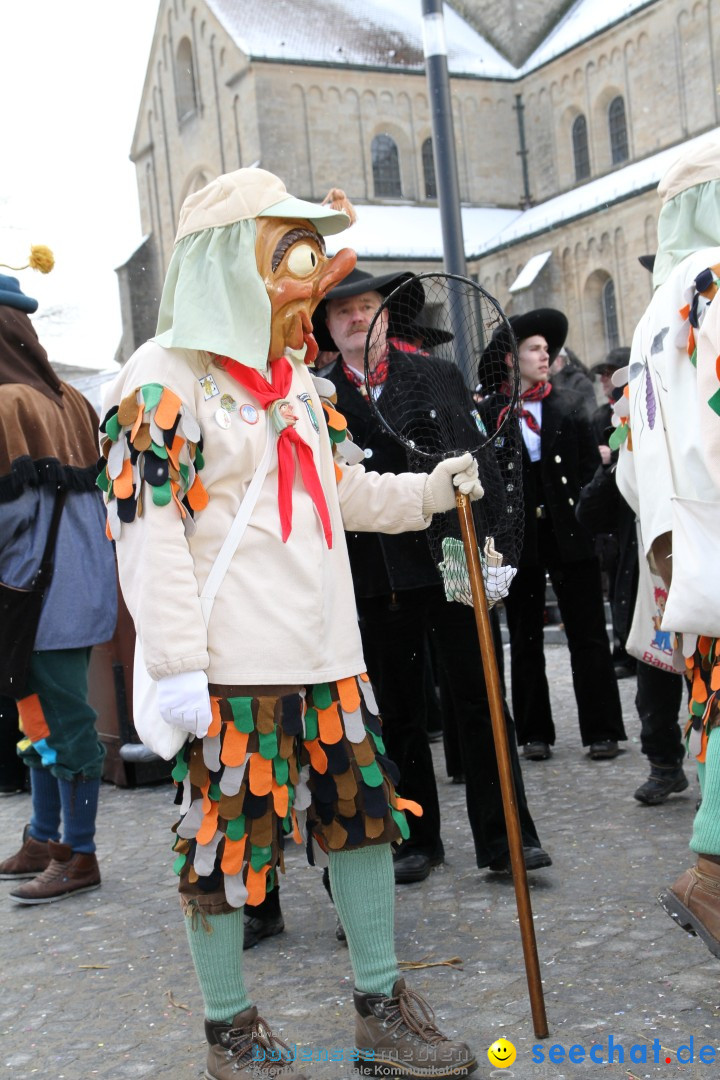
[205,0,516,78]
[206,0,657,78]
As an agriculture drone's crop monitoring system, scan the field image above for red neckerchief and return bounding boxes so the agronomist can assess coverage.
[496,380,552,434]
[341,349,389,399]
[216,355,332,548]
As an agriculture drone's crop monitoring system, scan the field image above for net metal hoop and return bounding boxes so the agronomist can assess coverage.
[362,271,519,459]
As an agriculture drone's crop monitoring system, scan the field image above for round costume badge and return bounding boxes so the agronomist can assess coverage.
[215,407,231,429]
[240,404,259,425]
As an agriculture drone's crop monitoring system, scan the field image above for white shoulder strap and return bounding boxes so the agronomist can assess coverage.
[199,422,276,624]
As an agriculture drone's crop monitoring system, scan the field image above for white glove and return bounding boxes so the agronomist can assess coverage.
[422,453,484,516]
[156,670,212,738]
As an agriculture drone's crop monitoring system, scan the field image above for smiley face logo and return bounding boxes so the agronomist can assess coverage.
[487,1038,517,1068]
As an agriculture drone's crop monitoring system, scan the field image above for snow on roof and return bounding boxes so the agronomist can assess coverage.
[481,127,720,252]
[520,0,657,73]
[325,204,521,261]
[206,0,516,78]
[509,250,552,292]
[325,127,720,262]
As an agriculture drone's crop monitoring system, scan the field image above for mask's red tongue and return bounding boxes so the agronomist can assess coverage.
[303,332,319,367]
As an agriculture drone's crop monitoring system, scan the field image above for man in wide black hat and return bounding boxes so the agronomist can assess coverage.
[478,308,626,762]
[311,268,551,887]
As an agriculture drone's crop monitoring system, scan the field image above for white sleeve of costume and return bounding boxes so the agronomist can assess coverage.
[622,305,675,558]
[697,293,720,490]
[115,491,209,680]
[335,460,431,534]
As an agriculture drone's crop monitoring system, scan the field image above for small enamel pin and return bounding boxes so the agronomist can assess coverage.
[240,403,259,425]
[199,373,220,400]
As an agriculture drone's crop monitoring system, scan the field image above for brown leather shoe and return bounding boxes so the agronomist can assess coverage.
[354,978,478,1077]
[659,855,720,959]
[0,825,51,880]
[205,1005,308,1079]
[9,841,100,905]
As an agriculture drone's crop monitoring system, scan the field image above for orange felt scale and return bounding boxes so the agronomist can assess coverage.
[17,694,50,742]
[220,724,249,767]
[155,388,183,430]
[365,817,386,839]
[711,662,720,692]
[317,702,344,745]
[208,697,223,738]
[196,801,219,845]
[187,474,209,511]
[337,676,361,714]
[394,797,423,817]
[271,778,289,818]
[248,752,273,795]
[167,434,184,470]
[693,664,708,704]
[114,459,134,500]
[304,738,328,773]
[245,864,270,906]
[130,402,146,443]
[221,836,247,875]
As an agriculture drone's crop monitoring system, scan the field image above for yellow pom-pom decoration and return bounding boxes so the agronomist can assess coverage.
[0,244,55,274]
[28,245,54,273]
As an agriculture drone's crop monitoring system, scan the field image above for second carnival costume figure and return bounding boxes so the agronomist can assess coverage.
[98,169,482,1079]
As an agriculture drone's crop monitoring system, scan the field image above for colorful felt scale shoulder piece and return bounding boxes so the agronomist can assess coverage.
[97,383,206,539]
[676,264,720,368]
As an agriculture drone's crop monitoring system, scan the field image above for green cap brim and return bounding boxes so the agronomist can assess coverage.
[258,194,350,237]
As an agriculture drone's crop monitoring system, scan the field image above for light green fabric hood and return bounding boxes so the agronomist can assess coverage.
[154,219,273,370]
[654,179,720,288]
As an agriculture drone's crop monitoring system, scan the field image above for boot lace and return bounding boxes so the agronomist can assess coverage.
[222,1015,296,1074]
[380,987,447,1046]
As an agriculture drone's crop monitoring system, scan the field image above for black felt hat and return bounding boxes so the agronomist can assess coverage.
[638,254,656,273]
[313,268,424,351]
[477,307,568,391]
[588,346,631,377]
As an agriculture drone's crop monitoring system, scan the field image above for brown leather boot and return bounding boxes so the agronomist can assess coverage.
[9,841,100,905]
[354,978,478,1077]
[659,855,720,959]
[205,1005,308,1079]
[0,825,51,880]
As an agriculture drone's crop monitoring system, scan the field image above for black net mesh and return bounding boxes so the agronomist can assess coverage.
[363,272,524,604]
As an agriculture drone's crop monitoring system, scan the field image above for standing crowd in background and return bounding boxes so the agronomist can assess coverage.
[1,137,720,1077]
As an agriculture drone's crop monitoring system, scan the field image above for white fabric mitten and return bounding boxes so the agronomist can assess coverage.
[156,670,212,738]
[422,453,484,516]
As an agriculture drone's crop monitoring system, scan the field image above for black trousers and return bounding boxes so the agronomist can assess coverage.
[503,556,626,747]
[636,661,686,766]
[357,586,542,868]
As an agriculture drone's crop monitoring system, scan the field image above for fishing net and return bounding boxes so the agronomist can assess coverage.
[363,272,523,606]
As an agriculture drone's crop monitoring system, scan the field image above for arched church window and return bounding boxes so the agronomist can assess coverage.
[572,115,590,181]
[176,37,198,122]
[422,137,437,199]
[609,96,629,165]
[372,134,402,198]
[603,278,619,349]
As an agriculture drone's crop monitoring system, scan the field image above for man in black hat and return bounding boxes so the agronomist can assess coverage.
[312,267,551,886]
[478,308,626,762]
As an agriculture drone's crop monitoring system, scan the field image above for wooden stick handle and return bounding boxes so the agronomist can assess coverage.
[455,491,549,1038]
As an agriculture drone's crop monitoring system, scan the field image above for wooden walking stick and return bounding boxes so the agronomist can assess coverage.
[455,491,548,1038]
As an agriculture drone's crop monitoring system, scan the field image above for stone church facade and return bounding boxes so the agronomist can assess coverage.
[118,0,720,367]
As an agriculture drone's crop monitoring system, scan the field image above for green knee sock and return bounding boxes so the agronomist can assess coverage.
[328,845,400,996]
[184,905,251,1022]
[691,728,720,855]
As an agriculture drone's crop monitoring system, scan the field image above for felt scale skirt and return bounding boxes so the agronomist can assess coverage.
[170,672,420,909]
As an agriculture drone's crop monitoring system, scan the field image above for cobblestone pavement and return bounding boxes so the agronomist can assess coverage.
[1,646,716,1080]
